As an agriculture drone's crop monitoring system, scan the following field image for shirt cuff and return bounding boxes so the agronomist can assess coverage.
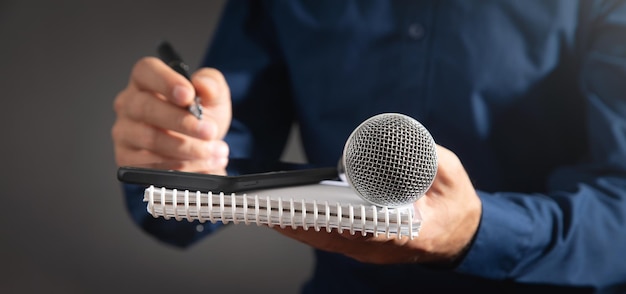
[455,191,535,280]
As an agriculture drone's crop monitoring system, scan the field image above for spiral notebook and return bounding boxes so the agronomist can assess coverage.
[143,181,421,239]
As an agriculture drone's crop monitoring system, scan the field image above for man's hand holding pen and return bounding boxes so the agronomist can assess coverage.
[111,53,232,175]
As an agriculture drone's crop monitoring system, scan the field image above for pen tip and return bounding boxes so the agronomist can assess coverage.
[189,100,203,120]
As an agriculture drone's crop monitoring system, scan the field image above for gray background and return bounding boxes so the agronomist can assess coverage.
[0,1,312,293]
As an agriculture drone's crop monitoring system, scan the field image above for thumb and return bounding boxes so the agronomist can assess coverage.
[191,68,232,139]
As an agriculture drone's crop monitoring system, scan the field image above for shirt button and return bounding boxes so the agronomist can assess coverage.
[408,23,425,40]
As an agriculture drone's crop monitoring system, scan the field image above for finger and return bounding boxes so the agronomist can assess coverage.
[192,68,232,138]
[121,90,217,140]
[113,146,228,174]
[113,146,165,167]
[113,118,229,162]
[192,68,230,107]
[278,228,354,251]
[155,159,229,174]
[129,57,195,107]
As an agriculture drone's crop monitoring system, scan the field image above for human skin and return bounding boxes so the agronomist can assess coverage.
[111,60,482,265]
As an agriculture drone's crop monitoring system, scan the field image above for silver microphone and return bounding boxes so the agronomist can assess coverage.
[340,113,438,207]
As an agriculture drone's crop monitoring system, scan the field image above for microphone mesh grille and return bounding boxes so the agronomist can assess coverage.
[343,113,438,207]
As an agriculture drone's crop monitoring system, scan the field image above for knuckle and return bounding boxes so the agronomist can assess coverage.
[111,122,122,141]
[113,91,125,113]
[196,143,210,159]
[219,141,230,157]
[139,126,159,150]
[192,140,214,160]
[139,96,154,121]
[437,146,463,171]
[216,157,229,169]
[132,56,159,78]
[115,153,129,167]
[113,85,149,122]
[114,153,123,166]
[125,93,151,122]
[178,140,199,159]
[113,88,139,116]
[114,148,131,167]
[175,114,189,134]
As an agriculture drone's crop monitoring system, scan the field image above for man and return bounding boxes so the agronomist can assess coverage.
[112,1,626,292]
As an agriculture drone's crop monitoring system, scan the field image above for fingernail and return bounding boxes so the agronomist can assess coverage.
[206,141,228,168]
[214,157,229,168]
[215,142,229,157]
[197,121,216,139]
[199,77,219,96]
[172,85,190,105]
[206,141,229,158]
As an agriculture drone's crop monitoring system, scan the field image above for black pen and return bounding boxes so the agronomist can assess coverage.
[157,41,203,120]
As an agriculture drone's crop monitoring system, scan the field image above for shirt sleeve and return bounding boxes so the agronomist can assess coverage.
[456,2,626,289]
[123,183,223,248]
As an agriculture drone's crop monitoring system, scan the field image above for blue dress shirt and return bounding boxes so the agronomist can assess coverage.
[125,1,626,292]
